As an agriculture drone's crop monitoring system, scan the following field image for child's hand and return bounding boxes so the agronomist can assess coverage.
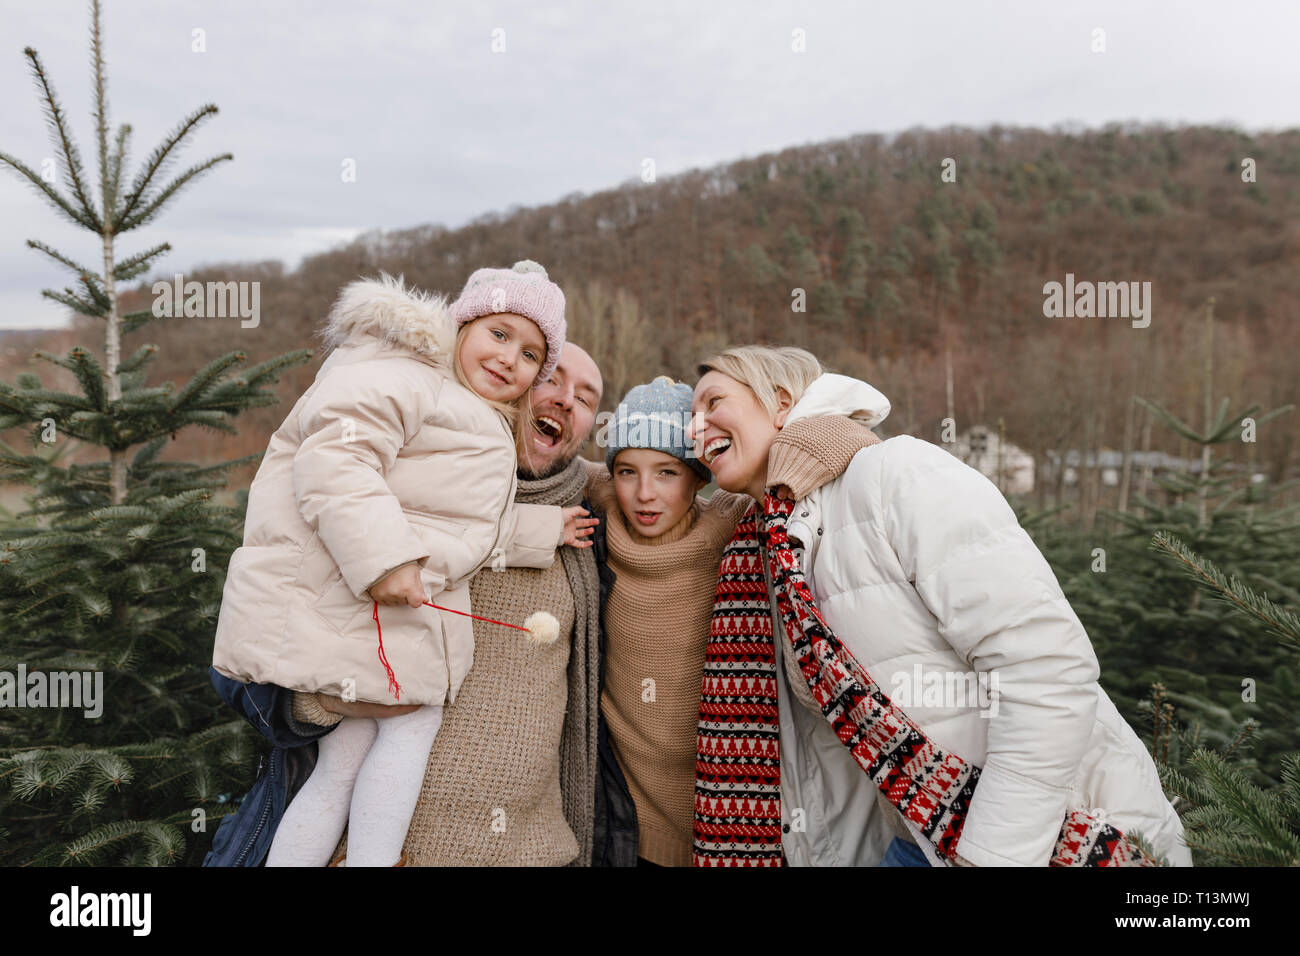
[562,506,599,549]
[367,562,428,607]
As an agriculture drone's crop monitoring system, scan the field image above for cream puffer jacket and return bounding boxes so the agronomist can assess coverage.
[212,276,562,707]
[771,374,1192,867]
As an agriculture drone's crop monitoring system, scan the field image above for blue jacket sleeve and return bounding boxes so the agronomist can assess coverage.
[209,666,334,749]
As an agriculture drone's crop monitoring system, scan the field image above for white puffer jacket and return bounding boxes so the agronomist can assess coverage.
[771,374,1192,867]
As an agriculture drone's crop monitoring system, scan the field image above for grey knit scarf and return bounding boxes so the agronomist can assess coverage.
[516,456,601,866]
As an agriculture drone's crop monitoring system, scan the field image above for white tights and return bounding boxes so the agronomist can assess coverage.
[266,704,443,867]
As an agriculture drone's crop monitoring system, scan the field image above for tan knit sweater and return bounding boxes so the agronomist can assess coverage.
[586,462,751,866]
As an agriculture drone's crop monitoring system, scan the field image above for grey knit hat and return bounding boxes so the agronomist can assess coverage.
[604,376,711,481]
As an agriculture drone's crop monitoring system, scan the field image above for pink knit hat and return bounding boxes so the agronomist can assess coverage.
[447,259,566,386]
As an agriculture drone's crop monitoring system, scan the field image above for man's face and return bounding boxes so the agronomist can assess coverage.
[517,344,603,479]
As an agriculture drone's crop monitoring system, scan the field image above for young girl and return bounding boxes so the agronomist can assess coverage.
[212,260,595,867]
[586,376,871,865]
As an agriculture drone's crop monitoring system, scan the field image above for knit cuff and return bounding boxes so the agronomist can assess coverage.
[292,691,344,728]
[768,414,880,500]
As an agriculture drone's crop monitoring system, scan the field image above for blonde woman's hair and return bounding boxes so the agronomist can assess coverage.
[697,345,824,417]
[452,321,539,452]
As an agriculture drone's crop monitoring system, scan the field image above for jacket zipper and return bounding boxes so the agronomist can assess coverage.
[479,416,517,577]
[430,413,516,703]
[452,414,517,585]
[233,752,274,867]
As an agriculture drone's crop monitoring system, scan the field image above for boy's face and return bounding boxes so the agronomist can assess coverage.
[611,448,704,539]
[456,313,547,402]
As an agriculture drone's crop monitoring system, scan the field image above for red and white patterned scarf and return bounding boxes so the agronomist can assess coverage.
[693,494,1157,867]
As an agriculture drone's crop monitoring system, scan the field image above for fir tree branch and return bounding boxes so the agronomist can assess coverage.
[1185,748,1300,863]
[33,348,107,411]
[24,240,99,282]
[1208,404,1258,444]
[1251,404,1295,429]
[79,273,111,312]
[166,351,245,412]
[1134,396,1205,445]
[40,288,104,318]
[120,309,157,336]
[1151,531,1300,652]
[105,123,131,221]
[1281,754,1300,831]
[228,348,314,388]
[1222,719,1261,763]
[117,104,221,225]
[117,153,233,233]
[115,344,158,376]
[20,47,101,230]
[0,151,97,230]
[112,242,169,281]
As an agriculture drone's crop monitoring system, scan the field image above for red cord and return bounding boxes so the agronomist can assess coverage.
[372,599,531,701]
[418,600,530,632]
[372,601,401,700]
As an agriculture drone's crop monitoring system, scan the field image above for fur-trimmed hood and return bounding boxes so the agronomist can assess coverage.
[319,273,455,366]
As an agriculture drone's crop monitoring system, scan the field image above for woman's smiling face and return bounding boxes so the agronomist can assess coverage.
[689,370,790,499]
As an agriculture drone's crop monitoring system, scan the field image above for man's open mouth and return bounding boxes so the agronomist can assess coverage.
[703,437,732,466]
[532,415,565,448]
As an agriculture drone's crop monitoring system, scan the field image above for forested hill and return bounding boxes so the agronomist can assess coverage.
[11,123,1300,492]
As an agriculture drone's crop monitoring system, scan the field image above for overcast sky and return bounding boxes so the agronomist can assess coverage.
[2,0,1297,329]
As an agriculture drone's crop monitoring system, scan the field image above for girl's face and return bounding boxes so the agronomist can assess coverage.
[688,370,790,500]
[612,448,705,538]
[456,313,547,402]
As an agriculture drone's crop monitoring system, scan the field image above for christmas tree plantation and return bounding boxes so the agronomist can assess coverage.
[1030,300,1297,787]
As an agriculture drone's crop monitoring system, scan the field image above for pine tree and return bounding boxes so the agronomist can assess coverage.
[0,0,311,865]
[1141,535,1300,866]
[1032,298,1297,780]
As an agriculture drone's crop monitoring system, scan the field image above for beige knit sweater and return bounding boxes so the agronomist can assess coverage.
[298,555,579,865]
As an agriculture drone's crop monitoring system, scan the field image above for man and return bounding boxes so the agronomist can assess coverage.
[205,344,631,866]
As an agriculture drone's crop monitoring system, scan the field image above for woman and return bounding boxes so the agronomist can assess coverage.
[687,345,1192,867]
